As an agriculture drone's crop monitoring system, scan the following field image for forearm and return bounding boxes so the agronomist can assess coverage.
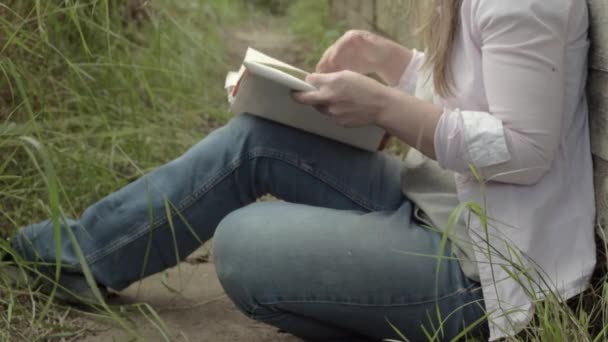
[316,30,413,87]
[376,88,443,158]
[376,87,558,185]
[372,37,413,86]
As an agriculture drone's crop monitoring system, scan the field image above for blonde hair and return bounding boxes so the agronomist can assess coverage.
[416,0,463,97]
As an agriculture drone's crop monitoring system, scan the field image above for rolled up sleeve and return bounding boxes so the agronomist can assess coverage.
[434,1,567,185]
[395,49,425,95]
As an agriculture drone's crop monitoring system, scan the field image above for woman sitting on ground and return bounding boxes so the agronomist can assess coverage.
[10,0,595,341]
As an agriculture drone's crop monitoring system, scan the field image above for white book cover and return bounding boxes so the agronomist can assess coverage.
[225,48,387,152]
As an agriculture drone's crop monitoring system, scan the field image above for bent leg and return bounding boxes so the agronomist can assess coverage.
[214,202,486,341]
[13,114,404,290]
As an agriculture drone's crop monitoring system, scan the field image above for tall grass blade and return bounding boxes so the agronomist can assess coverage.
[18,136,63,323]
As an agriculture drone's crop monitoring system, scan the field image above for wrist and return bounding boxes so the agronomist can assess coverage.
[360,33,412,85]
[374,88,443,156]
[374,87,406,127]
[376,40,413,86]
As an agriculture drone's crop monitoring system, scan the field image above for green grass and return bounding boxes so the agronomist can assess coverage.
[287,0,347,69]
[0,0,339,339]
[0,0,243,340]
[0,0,240,234]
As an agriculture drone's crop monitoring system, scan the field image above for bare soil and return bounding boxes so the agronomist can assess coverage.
[81,262,300,342]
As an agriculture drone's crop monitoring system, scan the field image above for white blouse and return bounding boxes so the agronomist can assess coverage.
[398,0,596,340]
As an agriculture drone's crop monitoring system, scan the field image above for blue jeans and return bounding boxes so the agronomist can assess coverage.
[13,114,485,341]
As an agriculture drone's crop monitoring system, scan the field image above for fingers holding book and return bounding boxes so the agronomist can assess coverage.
[292,71,395,128]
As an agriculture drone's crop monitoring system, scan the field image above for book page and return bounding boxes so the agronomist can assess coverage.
[241,48,314,91]
[224,71,240,103]
[230,74,385,151]
[244,61,315,91]
[227,48,385,94]
[225,47,314,103]
[228,47,386,151]
[258,62,308,82]
[243,48,309,75]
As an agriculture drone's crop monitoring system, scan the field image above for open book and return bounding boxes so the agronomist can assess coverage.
[225,48,387,152]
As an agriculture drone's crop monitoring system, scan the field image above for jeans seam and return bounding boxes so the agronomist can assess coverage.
[84,151,245,265]
[85,147,383,266]
[248,147,385,211]
[256,284,480,308]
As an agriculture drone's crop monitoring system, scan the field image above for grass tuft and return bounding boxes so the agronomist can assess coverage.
[0,0,239,235]
[0,0,242,340]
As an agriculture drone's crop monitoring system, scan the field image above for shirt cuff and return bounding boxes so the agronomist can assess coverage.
[395,49,425,95]
[463,110,511,168]
[435,109,511,172]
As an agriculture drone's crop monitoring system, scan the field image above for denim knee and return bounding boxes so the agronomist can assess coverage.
[214,203,271,316]
[226,113,279,148]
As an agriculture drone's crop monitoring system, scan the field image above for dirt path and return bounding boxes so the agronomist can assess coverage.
[81,15,306,342]
[224,16,306,68]
[81,263,300,342]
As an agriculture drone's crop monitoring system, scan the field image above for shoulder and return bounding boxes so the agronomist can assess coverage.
[469,0,574,30]
[469,0,576,39]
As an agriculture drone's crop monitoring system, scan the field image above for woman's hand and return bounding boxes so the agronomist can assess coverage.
[293,70,444,159]
[316,30,413,86]
[293,71,395,128]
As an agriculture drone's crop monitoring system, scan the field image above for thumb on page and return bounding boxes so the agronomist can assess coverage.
[305,73,333,88]
[290,73,334,105]
[291,89,330,106]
